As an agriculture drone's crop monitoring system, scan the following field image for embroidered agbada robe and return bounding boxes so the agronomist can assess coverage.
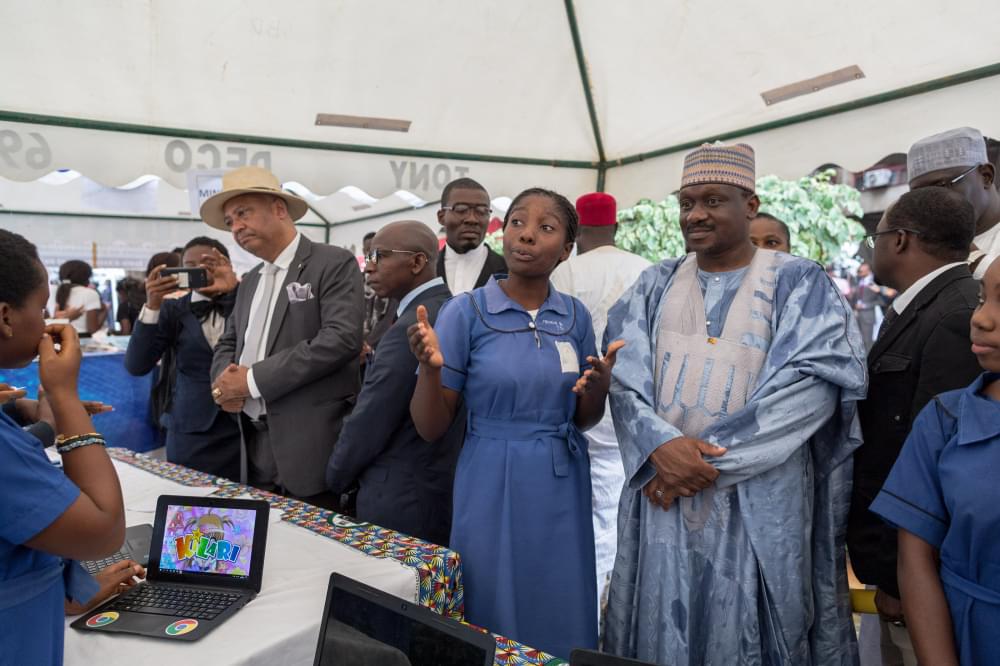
[604,249,866,665]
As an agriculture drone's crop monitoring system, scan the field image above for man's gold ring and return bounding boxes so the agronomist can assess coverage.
[212,387,223,398]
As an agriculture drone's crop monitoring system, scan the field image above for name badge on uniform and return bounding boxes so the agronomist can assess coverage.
[555,340,579,374]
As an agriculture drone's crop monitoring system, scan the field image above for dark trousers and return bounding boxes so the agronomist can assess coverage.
[240,414,341,511]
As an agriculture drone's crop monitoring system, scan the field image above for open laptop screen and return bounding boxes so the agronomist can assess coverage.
[158,504,257,579]
[149,495,270,593]
[315,574,494,666]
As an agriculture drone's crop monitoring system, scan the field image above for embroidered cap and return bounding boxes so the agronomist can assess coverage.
[907,127,988,183]
[681,142,756,192]
[575,192,617,227]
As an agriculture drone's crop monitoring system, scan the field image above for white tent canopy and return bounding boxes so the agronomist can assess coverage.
[0,172,510,270]
[2,0,1000,211]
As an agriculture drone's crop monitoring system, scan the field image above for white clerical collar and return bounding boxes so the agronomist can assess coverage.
[445,242,487,264]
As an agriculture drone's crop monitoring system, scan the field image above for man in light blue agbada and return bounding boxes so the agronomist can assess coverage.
[603,142,867,665]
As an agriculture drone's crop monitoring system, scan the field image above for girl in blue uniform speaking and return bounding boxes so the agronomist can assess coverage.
[0,229,128,664]
[408,188,623,659]
[871,256,1000,665]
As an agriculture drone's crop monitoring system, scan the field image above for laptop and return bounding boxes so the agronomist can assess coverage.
[570,649,658,665]
[71,494,269,641]
[80,523,153,575]
[313,573,495,666]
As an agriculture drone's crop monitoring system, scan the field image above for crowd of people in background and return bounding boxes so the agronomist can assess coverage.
[2,125,1000,666]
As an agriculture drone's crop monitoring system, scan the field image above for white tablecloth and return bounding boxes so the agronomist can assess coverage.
[63,461,419,665]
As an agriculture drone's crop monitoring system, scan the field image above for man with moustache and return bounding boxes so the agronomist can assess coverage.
[206,166,364,507]
[436,178,506,294]
[604,143,867,665]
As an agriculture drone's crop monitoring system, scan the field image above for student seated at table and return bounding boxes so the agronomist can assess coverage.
[0,229,126,665]
[870,257,1000,665]
[125,237,241,480]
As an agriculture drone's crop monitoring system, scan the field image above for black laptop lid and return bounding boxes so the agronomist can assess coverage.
[147,495,270,593]
[314,573,495,666]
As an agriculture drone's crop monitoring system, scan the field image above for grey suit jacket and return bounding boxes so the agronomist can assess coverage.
[212,235,364,496]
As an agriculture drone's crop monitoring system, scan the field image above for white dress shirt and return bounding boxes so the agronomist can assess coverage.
[137,291,226,349]
[972,222,1000,279]
[550,244,652,595]
[245,233,302,401]
[891,261,966,315]
[443,243,488,294]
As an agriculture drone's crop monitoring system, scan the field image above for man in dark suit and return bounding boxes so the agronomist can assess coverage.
[205,167,364,506]
[850,262,894,351]
[435,178,506,294]
[327,220,463,545]
[848,187,982,663]
[125,236,241,480]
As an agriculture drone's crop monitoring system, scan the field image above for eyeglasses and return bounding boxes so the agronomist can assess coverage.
[864,228,923,249]
[364,248,420,265]
[923,164,980,189]
[441,203,492,218]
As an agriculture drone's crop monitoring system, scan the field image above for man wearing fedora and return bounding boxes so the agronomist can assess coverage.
[205,166,364,506]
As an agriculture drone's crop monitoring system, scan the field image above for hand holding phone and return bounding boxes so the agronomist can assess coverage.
[160,267,209,290]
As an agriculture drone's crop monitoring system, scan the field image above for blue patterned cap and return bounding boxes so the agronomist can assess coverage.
[681,142,756,192]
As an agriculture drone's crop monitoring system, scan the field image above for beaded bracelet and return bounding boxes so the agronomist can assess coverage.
[55,432,101,446]
[55,432,106,455]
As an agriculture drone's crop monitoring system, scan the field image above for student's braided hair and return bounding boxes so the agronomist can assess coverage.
[503,187,579,245]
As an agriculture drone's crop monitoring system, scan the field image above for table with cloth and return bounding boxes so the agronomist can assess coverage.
[62,449,562,666]
[0,346,158,452]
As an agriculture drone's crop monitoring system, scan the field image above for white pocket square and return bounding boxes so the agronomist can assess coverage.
[286,282,314,302]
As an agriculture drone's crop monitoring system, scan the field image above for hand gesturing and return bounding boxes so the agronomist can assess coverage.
[407,305,443,369]
[572,339,625,395]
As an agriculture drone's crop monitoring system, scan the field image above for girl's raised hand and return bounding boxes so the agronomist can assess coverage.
[407,305,444,369]
[572,339,625,395]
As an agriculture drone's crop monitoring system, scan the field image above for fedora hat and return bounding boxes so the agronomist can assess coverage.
[200,166,309,230]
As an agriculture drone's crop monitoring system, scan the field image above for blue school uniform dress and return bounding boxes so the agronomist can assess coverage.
[871,373,1000,666]
[0,409,95,666]
[433,276,598,659]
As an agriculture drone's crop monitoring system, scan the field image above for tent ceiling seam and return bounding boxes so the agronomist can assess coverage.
[613,62,1000,167]
[2,62,997,177]
[563,0,607,173]
[0,110,599,170]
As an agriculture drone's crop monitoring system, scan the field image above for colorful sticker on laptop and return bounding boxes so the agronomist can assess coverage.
[86,611,119,627]
[165,618,199,636]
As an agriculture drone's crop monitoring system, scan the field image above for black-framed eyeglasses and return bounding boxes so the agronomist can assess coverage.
[923,164,980,190]
[364,248,420,265]
[864,228,923,249]
[441,203,492,218]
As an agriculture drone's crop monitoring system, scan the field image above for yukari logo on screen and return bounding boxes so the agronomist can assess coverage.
[86,611,119,627]
[165,618,199,636]
[160,505,254,576]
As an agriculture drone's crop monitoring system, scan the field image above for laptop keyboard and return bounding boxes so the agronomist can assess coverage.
[110,584,242,621]
[82,551,128,575]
